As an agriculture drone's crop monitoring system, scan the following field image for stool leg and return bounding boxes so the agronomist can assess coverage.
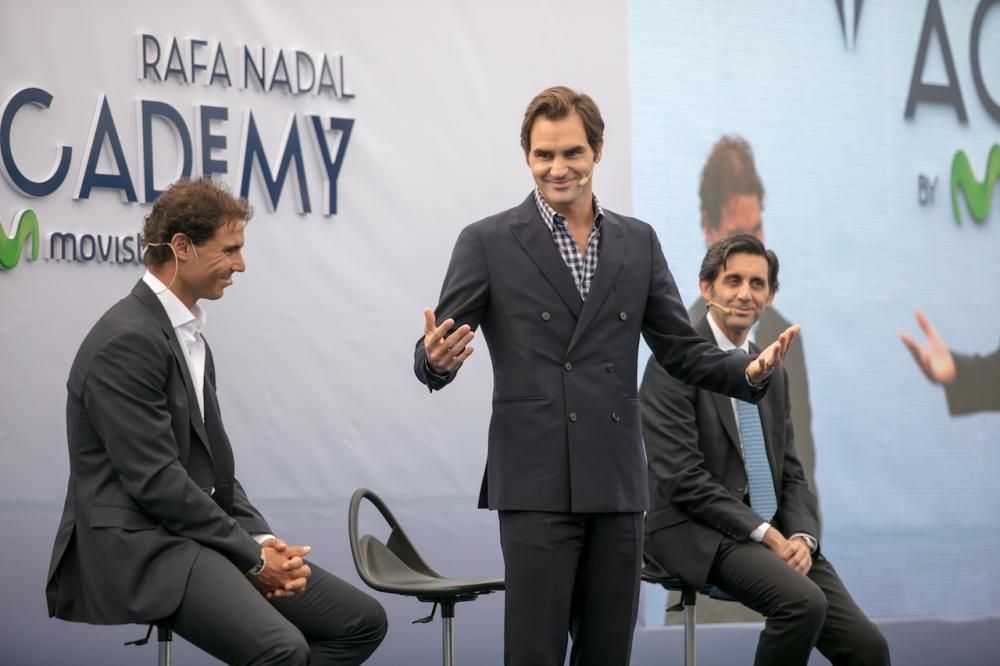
[682,590,697,666]
[441,601,455,666]
[157,626,172,666]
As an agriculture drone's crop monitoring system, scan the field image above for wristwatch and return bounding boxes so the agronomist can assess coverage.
[247,555,266,577]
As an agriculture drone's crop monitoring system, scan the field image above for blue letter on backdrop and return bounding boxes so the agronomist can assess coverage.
[76,95,138,202]
[0,87,72,197]
[141,100,192,202]
[239,111,311,213]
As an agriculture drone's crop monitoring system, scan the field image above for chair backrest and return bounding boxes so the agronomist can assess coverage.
[348,488,443,591]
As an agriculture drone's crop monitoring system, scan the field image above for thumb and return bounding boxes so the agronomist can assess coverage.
[423,307,437,334]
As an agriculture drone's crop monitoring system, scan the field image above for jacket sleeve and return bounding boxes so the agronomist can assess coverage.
[945,348,1000,415]
[641,358,763,541]
[640,225,766,404]
[414,223,491,390]
[84,329,261,571]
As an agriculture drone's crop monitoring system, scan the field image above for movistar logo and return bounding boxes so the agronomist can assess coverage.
[0,209,40,270]
[951,144,1000,225]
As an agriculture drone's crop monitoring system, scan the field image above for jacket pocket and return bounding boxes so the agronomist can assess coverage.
[90,505,158,531]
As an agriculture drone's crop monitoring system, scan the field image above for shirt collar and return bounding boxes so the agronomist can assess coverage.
[706,311,749,353]
[533,188,604,232]
[142,271,206,333]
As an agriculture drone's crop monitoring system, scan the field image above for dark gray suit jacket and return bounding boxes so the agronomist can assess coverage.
[46,280,269,624]
[690,297,817,505]
[640,314,818,587]
[414,194,764,514]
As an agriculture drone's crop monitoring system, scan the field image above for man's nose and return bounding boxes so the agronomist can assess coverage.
[550,157,568,177]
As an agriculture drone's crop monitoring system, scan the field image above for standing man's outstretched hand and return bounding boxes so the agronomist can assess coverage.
[423,307,475,374]
[746,324,800,384]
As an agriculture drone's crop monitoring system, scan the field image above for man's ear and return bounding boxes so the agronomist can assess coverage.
[170,233,195,261]
[698,280,714,304]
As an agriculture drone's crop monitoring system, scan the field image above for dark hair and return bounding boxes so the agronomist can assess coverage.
[699,233,779,295]
[142,177,253,266]
[520,86,604,155]
[699,135,765,231]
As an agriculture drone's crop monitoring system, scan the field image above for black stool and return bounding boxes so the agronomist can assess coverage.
[348,488,504,666]
[642,566,735,666]
[125,624,173,665]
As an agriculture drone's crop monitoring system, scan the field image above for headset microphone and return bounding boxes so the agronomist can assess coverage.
[707,301,733,315]
[578,169,593,186]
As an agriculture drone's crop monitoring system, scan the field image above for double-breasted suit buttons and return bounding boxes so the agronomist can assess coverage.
[618,311,628,321]
[541,311,551,321]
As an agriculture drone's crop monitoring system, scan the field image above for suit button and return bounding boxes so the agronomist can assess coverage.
[611,412,621,423]
[568,412,578,422]
[541,311,551,321]
[606,363,615,372]
[564,361,573,371]
[618,311,628,320]
[736,484,746,493]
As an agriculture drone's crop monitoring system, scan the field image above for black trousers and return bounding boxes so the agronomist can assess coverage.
[169,545,387,665]
[707,537,890,666]
[498,511,643,666]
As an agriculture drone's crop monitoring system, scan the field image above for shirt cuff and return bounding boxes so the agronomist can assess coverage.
[252,533,277,545]
[745,368,766,389]
[750,522,771,542]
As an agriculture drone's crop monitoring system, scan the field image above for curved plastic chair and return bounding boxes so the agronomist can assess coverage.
[348,488,504,666]
[642,559,735,666]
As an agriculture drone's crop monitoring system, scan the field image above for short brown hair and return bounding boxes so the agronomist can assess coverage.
[142,177,253,266]
[520,86,604,155]
[699,135,765,231]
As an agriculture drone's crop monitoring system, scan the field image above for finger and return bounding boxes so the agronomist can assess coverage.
[282,556,303,571]
[455,345,475,364]
[445,329,475,355]
[269,539,288,552]
[423,307,437,335]
[914,309,937,340]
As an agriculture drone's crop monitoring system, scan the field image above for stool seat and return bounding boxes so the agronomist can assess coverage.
[348,488,504,666]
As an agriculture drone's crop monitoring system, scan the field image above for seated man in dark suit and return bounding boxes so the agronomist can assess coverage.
[641,234,889,666]
[46,177,386,665]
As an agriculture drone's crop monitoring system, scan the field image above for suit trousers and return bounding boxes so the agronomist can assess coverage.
[707,537,890,666]
[169,545,387,665]
[498,511,643,666]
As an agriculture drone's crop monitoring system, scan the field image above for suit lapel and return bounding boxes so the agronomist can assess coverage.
[567,213,624,355]
[132,280,213,460]
[202,349,235,514]
[509,195,583,319]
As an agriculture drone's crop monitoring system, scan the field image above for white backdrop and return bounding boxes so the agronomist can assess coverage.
[0,0,630,503]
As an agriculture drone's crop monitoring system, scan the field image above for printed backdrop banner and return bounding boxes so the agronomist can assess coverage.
[0,0,630,503]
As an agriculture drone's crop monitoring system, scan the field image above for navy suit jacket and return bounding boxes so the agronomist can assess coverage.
[640,314,819,587]
[47,280,269,624]
[415,194,764,513]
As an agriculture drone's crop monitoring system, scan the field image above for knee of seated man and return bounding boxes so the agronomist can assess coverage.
[790,581,829,630]
[362,597,389,643]
[852,621,890,664]
[252,627,309,665]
